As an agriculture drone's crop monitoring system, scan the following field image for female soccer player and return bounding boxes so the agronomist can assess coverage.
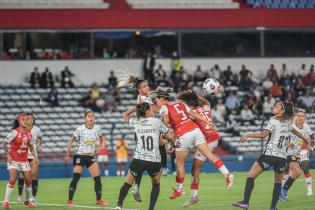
[97,137,109,176]
[153,90,234,200]
[115,102,175,210]
[117,70,169,202]
[17,113,43,204]
[280,109,314,200]
[178,91,233,207]
[232,102,310,210]
[65,110,108,207]
[2,113,38,209]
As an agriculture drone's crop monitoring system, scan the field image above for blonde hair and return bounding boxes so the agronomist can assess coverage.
[116,69,146,90]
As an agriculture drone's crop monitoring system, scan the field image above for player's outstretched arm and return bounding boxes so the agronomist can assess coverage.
[188,110,215,129]
[291,128,311,144]
[240,130,270,142]
[123,106,136,123]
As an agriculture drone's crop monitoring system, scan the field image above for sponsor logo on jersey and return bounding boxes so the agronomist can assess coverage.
[84,140,94,145]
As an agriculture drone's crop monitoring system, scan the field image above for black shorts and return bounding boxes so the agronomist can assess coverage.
[257,155,287,174]
[129,159,162,177]
[73,155,96,168]
[287,155,300,164]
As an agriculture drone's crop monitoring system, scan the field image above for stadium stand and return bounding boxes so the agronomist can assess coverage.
[0,83,314,162]
[126,0,239,9]
[0,0,110,9]
[246,0,315,8]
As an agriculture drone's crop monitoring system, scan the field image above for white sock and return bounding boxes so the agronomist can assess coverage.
[121,170,125,176]
[191,189,198,198]
[117,171,120,176]
[104,170,109,176]
[282,174,289,187]
[306,176,313,191]
[25,187,32,201]
[214,160,229,177]
[4,183,14,202]
[176,182,183,190]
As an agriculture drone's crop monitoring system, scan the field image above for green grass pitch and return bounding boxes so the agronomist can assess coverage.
[0,171,314,210]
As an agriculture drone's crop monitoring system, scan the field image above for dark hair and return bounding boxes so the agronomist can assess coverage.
[12,113,26,129]
[177,91,201,108]
[136,102,151,119]
[281,101,295,120]
[155,89,171,101]
[26,113,36,125]
[85,110,94,117]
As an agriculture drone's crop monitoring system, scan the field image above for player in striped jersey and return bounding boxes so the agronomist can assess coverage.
[115,102,175,210]
[280,109,314,200]
[178,91,233,207]
[232,102,310,210]
[65,110,108,207]
[117,70,169,202]
[17,113,43,205]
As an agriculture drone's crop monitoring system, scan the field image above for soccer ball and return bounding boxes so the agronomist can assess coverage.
[202,78,222,95]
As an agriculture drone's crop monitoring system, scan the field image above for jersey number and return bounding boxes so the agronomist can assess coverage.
[277,136,286,149]
[174,104,187,121]
[141,136,153,151]
[201,112,212,129]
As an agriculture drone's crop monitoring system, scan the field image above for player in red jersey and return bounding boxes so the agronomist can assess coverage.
[97,137,110,176]
[178,91,233,207]
[153,90,234,200]
[2,113,38,209]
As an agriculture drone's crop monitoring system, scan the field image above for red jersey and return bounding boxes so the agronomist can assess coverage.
[193,105,220,144]
[98,146,109,155]
[160,101,198,137]
[5,128,33,162]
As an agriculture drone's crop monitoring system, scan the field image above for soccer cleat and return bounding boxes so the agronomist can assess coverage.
[169,188,185,199]
[131,189,142,202]
[67,200,74,207]
[232,201,249,209]
[2,201,11,209]
[24,200,36,208]
[162,167,169,176]
[31,197,38,205]
[270,208,278,210]
[279,187,288,201]
[182,196,200,208]
[307,190,313,196]
[96,200,109,206]
[17,195,24,203]
[114,207,122,210]
[226,173,234,190]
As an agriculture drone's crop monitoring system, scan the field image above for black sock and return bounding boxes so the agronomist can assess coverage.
[32,180,38,197]
[243,177,255,204]
[271,183,282,209]
[283,176,295,191]
[117,183,132,207]
[68,173,81,201]
[159,145,167,168]
[93,176,102,201]
[18,178,25,196]
[135,173,143,188]
[149,183,160,210]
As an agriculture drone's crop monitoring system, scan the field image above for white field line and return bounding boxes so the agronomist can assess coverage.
[1,201,140,210]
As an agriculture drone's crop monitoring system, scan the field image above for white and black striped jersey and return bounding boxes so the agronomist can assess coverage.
[287,123,313,156]
[73,124,102,155]
[264,117,293,158]
[28,125,43,159]
[129,117,169,162]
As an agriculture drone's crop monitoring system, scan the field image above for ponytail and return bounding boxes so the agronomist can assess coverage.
[116,69,147,91]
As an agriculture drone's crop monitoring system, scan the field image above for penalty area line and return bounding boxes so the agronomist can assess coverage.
[1,201,140,210]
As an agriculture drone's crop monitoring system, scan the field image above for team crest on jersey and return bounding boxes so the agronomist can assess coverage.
[76,158,81,164]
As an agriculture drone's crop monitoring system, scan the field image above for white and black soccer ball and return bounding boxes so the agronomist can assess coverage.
[202,78,222,95]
